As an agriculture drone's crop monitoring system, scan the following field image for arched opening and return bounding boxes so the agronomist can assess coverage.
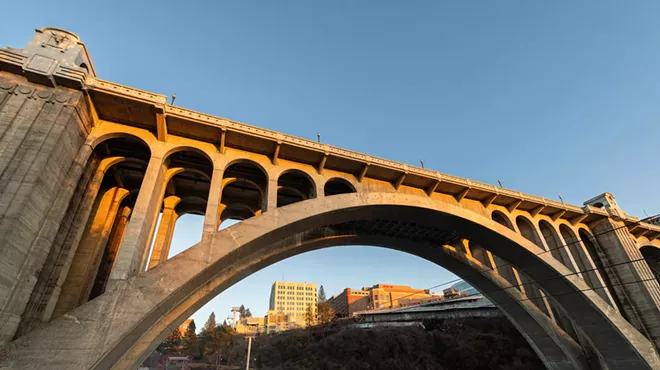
[145,149,213,270]
[640,246,660,282]
[38,135,151,325]
[492,210,514,230]
[579,229,622,311]
[324,178,356,196]
[489,211,521,290]
[220,160,268,229]
[277,170,316,207]
[559,225,610,302]
[513,216,552,317]
[515,216,542,247]
[14,195,657,370]
[539,220,574,271]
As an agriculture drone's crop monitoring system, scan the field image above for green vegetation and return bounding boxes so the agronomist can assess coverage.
[253,317,543,370]
[153,308,541,369]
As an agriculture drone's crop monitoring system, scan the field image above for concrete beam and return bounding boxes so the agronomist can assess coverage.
[425,180,440,197]
[393,173,406,190]
[357,163,369,183]
[570,214,588,226]
[530,205,545,217]
[219,128,226,154]
[272,142,281,165]
[156,112,167,142]
[481,194,497,207]
[454,187,470,203]
[317,153,328,175]
[507,199,522,212]
[551,210,566,221]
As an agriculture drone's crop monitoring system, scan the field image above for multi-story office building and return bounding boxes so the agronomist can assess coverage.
[268,281,317,329]
[327,288,370,318]
[328,284,442,316]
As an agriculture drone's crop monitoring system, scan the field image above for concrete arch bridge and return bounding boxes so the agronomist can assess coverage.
[0,28,659,370]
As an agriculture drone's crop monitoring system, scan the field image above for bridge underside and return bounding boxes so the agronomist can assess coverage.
[3,195,660,370]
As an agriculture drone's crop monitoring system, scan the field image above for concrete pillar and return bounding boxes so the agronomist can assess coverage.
[591,218,660,349]
[52,187,129,318]
[267,177,278,211]
[148,196,181,270]
[38,157,125,324]
[109,155,168,282]
[202,167,223,236]
[89,206,132,299]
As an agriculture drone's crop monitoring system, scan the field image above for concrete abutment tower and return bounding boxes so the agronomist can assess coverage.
[0,28,658,370]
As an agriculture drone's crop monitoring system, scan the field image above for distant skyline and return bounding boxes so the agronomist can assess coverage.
[3,1,659,326]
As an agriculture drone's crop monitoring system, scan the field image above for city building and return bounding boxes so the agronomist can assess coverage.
[268,281,317,330]
[235,317,266,335]
[327,288,370,318]
[328,284,442,316]
[265,310,295,333]
[177,319,193,336]
[443,281,479,299]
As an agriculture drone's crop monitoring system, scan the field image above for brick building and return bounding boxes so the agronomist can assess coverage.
[328,284,442,317]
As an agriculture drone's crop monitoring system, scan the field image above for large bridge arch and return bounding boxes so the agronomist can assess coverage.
[4,193,658,370]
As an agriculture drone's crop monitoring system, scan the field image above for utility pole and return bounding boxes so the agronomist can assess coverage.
[245,335,253,370]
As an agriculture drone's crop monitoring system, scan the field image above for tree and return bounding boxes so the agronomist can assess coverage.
[239,304,246,319]
[203,312,217,334]
[318,285,327,303]
[304,303,316,327]
[317,301,335,323]
[239,304,252,319]
[160,328,182,354]
[182,320,197,356]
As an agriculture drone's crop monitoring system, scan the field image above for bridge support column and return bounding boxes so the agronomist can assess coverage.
[52,186,129,318]
[148,196,181,269]
[88,205,132,299]
[109,155,168,283]
[267,177,278,211]
[203,167,223,236]
[590,218,660,349]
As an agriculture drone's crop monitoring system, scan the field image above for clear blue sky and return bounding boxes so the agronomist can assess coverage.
[2,1,659,327]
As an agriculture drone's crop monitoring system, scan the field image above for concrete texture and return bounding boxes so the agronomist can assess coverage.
[0,28,659,370]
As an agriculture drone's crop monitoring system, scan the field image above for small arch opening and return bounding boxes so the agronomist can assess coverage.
[492,211,514,230]
[145,150,214,271]
[640,246,660,282]
[221,161,268,219]
[324,178,356,196]
[539,220,573,271]
[277,170,316,207]
[516,216,542,247]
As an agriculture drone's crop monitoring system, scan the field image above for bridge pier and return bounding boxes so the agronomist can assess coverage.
[52,186,130,318]
[147,196,181,270]
[590,217,660,349]
[109,155,168,282]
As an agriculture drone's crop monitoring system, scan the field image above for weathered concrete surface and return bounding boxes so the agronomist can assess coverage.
[0,71,91,343]
[1,27,660,370]
[2,194,658,370]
